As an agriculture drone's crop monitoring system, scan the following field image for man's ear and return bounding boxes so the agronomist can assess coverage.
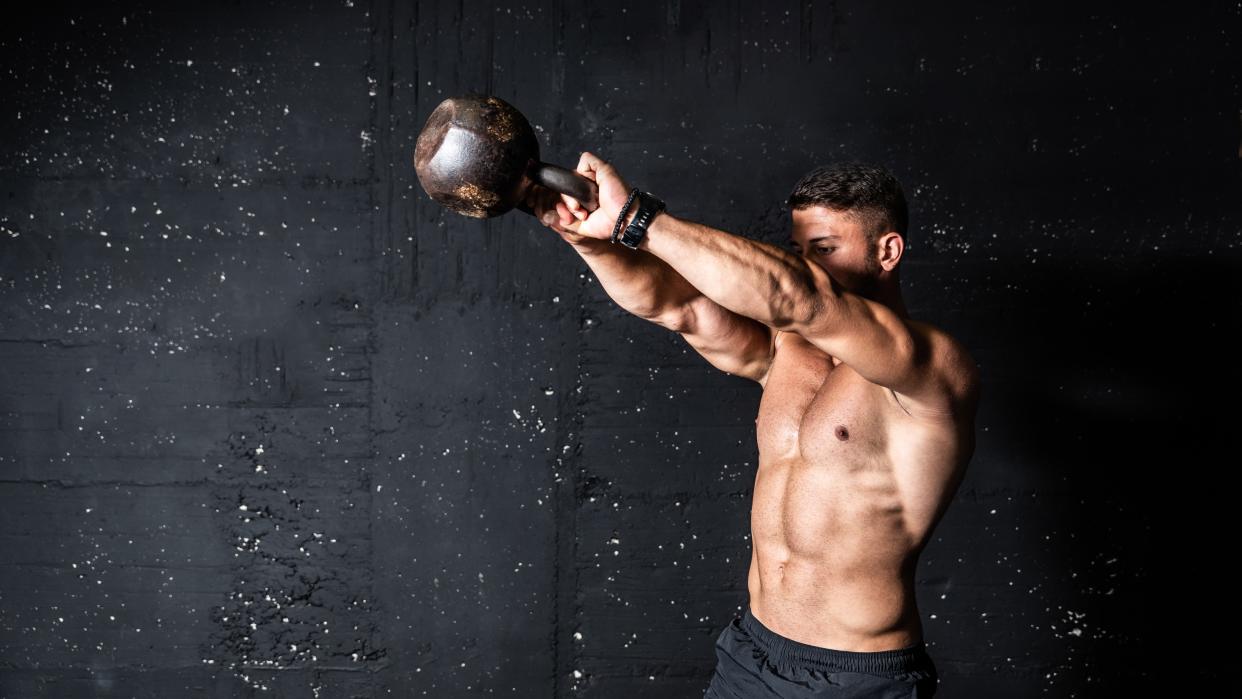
[878,232,904,271]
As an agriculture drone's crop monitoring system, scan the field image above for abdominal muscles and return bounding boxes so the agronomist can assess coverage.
[749,454,921,641]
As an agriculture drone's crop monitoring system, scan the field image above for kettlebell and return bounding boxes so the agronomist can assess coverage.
[413,94,599,219]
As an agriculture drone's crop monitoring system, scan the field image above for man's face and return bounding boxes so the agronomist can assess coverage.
[788,206,884,298]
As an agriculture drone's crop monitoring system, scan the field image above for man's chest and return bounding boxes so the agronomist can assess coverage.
[755,336,901,465]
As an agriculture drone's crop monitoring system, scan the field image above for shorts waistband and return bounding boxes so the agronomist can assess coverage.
[740,607,930,675]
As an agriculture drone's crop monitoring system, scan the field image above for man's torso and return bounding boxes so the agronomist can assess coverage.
[747,322,976,651]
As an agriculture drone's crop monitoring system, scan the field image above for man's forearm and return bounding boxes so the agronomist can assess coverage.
[569,237,702,321]
[635,212,815,328]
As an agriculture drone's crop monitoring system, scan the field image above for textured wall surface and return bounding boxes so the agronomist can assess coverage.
[1,1,1238,697]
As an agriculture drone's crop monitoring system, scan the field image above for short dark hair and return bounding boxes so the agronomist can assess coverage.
[785,162,908,244]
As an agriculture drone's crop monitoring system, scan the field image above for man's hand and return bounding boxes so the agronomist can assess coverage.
[523,182,592,245]
[554,151,636,242]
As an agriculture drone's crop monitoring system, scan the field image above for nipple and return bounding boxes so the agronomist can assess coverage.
[834,425,849,441]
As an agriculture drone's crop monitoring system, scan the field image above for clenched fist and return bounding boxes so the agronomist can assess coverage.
[523,182,591,246]
[523,151,636,245]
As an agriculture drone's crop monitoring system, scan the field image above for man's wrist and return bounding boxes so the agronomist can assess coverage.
[616,191,666,250]
[634,209,669,251]
[621,204,640,230]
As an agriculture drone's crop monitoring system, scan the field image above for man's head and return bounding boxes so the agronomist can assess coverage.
[785,162,908,300]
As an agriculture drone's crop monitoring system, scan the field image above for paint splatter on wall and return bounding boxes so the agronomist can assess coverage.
[0,1,1238,696]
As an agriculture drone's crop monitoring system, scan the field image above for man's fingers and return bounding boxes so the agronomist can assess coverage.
[562,195,587,219]
[576,150,613,181]
[577,150,607,172]
[573,161,598,182]
[537,207,557,227]
[555,201,576,227]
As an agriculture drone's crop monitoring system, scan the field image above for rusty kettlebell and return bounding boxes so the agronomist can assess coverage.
[413,94,599,219]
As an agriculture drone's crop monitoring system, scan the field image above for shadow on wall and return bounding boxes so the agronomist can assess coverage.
[976,251,1238,693]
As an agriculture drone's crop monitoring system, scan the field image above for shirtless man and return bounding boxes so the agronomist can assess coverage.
[525,154,980,698]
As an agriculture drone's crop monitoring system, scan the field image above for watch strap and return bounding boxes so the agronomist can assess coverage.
[618,191,665,249]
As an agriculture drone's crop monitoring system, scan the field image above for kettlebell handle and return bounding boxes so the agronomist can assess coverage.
[532,163,600,212]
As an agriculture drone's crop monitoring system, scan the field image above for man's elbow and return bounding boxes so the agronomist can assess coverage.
[774,263,837,331]
[768,294,802,330]
[646,301,693,333]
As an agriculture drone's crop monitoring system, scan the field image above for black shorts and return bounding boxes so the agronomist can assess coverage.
[704,607,939,698]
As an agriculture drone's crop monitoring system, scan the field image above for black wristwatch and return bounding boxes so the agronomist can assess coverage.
[618,191,666,249]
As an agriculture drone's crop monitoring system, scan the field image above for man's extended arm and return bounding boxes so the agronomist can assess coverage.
[566,236,701,322]
[526,182,698,320]
[635,212,814,328]
[549,151,941,396]
[633,210,924,395]
[526,183,776,381]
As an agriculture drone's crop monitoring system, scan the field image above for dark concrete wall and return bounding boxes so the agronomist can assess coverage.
[1,1,1237,697]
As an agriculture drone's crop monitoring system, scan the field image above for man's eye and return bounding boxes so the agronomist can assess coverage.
[815,247,834,254]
